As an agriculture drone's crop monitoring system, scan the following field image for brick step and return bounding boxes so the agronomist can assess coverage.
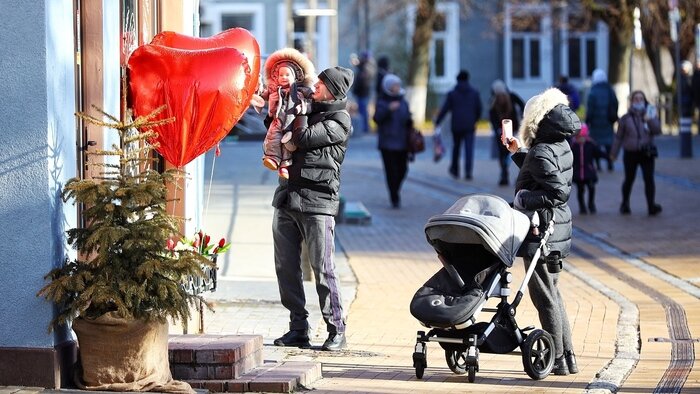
[187,361,322,393]
[168,334,264,380]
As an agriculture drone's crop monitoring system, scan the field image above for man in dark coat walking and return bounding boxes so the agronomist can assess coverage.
[434,70,482,180]
[505,87,580,376]
[351,51,374,134]
[271,66,354,352]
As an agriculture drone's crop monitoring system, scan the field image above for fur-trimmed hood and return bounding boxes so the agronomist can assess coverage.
[264,48,316,88]
[520,87,580,147]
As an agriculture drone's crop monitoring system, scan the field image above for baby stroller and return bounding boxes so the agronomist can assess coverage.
[410,193,556,382]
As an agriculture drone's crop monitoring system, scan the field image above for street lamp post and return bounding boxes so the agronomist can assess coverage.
[669,0,692,158]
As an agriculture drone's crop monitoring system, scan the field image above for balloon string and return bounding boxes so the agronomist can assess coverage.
[172,176,179,218]
[205,153,217,219]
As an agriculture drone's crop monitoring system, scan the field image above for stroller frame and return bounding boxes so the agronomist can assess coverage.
[412,202,556,383]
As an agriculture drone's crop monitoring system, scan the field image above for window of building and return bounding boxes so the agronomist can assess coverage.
[561,13,605,82]
[430,12,447,79]
[203,3,264,51]
[509,14,544,82]
[407,2,459,92]
[504,1,552,99]
[222,13,253,31]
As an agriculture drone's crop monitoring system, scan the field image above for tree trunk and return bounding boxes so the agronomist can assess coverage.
[643,45,670,93]
[406,0,436,125]
[608,24,632,115]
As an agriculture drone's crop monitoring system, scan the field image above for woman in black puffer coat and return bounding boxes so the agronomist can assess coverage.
[505,87,579,377]
[373,74,413,209]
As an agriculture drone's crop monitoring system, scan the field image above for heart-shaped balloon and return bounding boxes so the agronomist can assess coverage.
[151,28,261,91]
[127,44,255,167]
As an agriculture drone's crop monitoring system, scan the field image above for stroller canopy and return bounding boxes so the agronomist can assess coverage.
[425,194,530,267]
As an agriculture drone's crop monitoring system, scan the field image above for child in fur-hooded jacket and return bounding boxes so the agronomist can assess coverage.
[259,48,316,179]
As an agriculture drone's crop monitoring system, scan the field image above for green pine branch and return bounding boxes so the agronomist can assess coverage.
[37,104,213,331]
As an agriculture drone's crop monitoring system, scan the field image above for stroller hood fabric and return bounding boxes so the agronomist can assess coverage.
[425,194,530,267]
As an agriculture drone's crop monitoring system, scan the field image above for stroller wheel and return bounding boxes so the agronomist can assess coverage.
[521,329,554,380]
[444,348,468,375]
[413,352,426,379]
[468,365,476,383]
[413,341,427,379]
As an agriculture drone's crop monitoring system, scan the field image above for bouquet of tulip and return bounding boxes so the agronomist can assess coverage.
[166,230,231,295]
[168,230,231,259]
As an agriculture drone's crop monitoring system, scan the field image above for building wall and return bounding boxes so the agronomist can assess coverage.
[0,0,76,349]
[459,6,501,106]
[0,0,202,386]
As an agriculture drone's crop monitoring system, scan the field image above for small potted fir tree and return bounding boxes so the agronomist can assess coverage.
[38,105,223,393]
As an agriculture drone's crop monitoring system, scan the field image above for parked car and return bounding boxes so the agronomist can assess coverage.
[230,107,267,140]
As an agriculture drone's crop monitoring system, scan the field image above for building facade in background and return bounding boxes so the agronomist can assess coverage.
[0,0,202,388]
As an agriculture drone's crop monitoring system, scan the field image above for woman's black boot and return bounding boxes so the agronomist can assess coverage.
[620,202,631,215]
[553,355,569,376]
[565,350,579,374]
[648,204,662,216]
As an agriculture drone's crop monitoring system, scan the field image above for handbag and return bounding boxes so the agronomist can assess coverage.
[408,127,426,154]
[432,125,444,162]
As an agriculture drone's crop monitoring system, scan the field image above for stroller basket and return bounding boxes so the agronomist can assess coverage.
[409,243,501,329]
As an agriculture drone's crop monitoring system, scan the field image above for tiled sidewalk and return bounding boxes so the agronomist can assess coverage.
[191,132,699,392]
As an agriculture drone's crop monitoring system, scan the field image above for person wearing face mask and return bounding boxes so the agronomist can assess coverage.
[610,90,662,216]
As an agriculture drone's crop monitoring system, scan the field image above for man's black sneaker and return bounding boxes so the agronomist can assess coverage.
[321,333,346,351]
[273,330,311,348]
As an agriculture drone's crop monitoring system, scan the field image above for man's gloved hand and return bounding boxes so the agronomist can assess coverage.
[286,100,309,115]
[514,189,529,210]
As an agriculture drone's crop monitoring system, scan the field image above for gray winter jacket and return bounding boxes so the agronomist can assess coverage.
[272,100,351,216]
[610,106,661,157]
[513,88,580,258]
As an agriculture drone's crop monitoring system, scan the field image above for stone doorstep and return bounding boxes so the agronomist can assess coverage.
[186,361,322,393]
[168,335,264,380]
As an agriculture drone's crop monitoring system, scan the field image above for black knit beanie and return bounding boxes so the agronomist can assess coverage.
[318,66,354,100]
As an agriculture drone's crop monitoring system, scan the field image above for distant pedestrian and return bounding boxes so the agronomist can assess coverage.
[610,90,662,216]
[351,51,375,134]
[569,123,603,214]
[680,60,693,118]
[505,87,579,377]
[692,61,700,130]
[556,75,580,111]
[489,80,520,186]
[373,74,413,209]
[434,70,482,180]
[491,79,526,124]
[586,69,618,172]
[271,66,354,351]
[375,56,391,98]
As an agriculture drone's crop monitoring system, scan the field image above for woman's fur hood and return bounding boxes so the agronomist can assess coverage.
[264,48,316,88]
[519,87,580,147]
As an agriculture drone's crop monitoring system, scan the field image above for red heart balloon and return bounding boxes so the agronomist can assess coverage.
[151,28,261,91]
[127,45,254,167]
